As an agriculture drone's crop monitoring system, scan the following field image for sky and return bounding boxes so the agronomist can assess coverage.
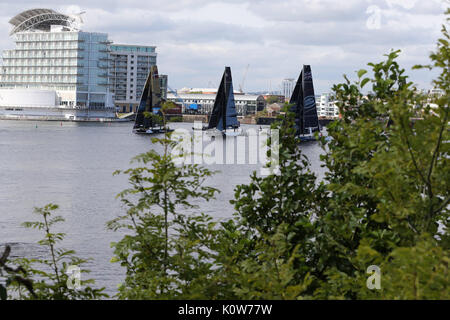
[0,0,448,94]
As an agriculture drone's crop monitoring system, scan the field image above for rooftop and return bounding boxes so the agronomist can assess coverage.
[9,8,76,35]
[167,93,264,101]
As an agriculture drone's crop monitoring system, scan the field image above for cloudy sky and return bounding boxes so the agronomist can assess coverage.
[0,0,448,93]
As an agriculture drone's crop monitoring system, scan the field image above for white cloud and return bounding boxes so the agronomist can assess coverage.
[0,0,448,93]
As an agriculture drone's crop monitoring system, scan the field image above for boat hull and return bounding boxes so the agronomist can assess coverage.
[299,135,317,142]
[133,128,174,134]
[194,127,244,137]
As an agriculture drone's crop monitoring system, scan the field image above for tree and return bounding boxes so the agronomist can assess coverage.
[8,204,106,299]
[312,13,449,299]
[0,245,35,300]
[266,95,282,104]
[219,11,449,300]
[208,110,321,299]
[108,101,219,299]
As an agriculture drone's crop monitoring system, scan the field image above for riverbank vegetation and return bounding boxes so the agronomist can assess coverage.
[1,11,448,300]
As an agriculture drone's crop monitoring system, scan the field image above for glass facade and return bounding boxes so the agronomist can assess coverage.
[0,30,113,109]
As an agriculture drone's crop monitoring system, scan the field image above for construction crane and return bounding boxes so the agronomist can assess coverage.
[167,86,187,113]
[239,64,250,94]
[207,81,217,88]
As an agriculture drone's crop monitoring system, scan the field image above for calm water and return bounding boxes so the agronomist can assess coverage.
[0,120,325,296]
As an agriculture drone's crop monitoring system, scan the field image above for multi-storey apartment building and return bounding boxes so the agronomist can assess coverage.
[316,93,339,118]
[109,44,167,113]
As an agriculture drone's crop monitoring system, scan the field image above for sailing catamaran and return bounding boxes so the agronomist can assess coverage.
[289,65,321,141]
[133,65,172,134]
[199,66,241,136]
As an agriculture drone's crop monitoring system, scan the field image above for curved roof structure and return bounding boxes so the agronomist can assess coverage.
[9,9,76,35]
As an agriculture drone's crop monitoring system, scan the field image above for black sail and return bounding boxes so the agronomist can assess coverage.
[207,71,225,129]
[302,65,319,132]
[206,66,239,131]
[289,65,319,135]
[289,70,304,134]
[133,65,162,132]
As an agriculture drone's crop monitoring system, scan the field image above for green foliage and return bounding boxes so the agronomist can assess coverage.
[311,18,449,299]
[378,235,449,299]
[108,109,219,299]
[9,10,448,301]
[218,223,313,300]
[232,111,318,236]
[108,19,448,298]
[206,112,319,299]
[167,116,183,123]
[8,204,107,299]
[217,12,449,300]
[0,245,35,300]
[266,95,282,104]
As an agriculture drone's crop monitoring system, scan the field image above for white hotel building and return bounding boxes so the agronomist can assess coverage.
[0,9,115,120]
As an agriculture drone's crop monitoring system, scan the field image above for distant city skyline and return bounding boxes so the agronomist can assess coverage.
[0,0,448,94]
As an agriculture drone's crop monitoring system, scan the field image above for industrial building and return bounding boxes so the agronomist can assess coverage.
[167,92,266,116]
